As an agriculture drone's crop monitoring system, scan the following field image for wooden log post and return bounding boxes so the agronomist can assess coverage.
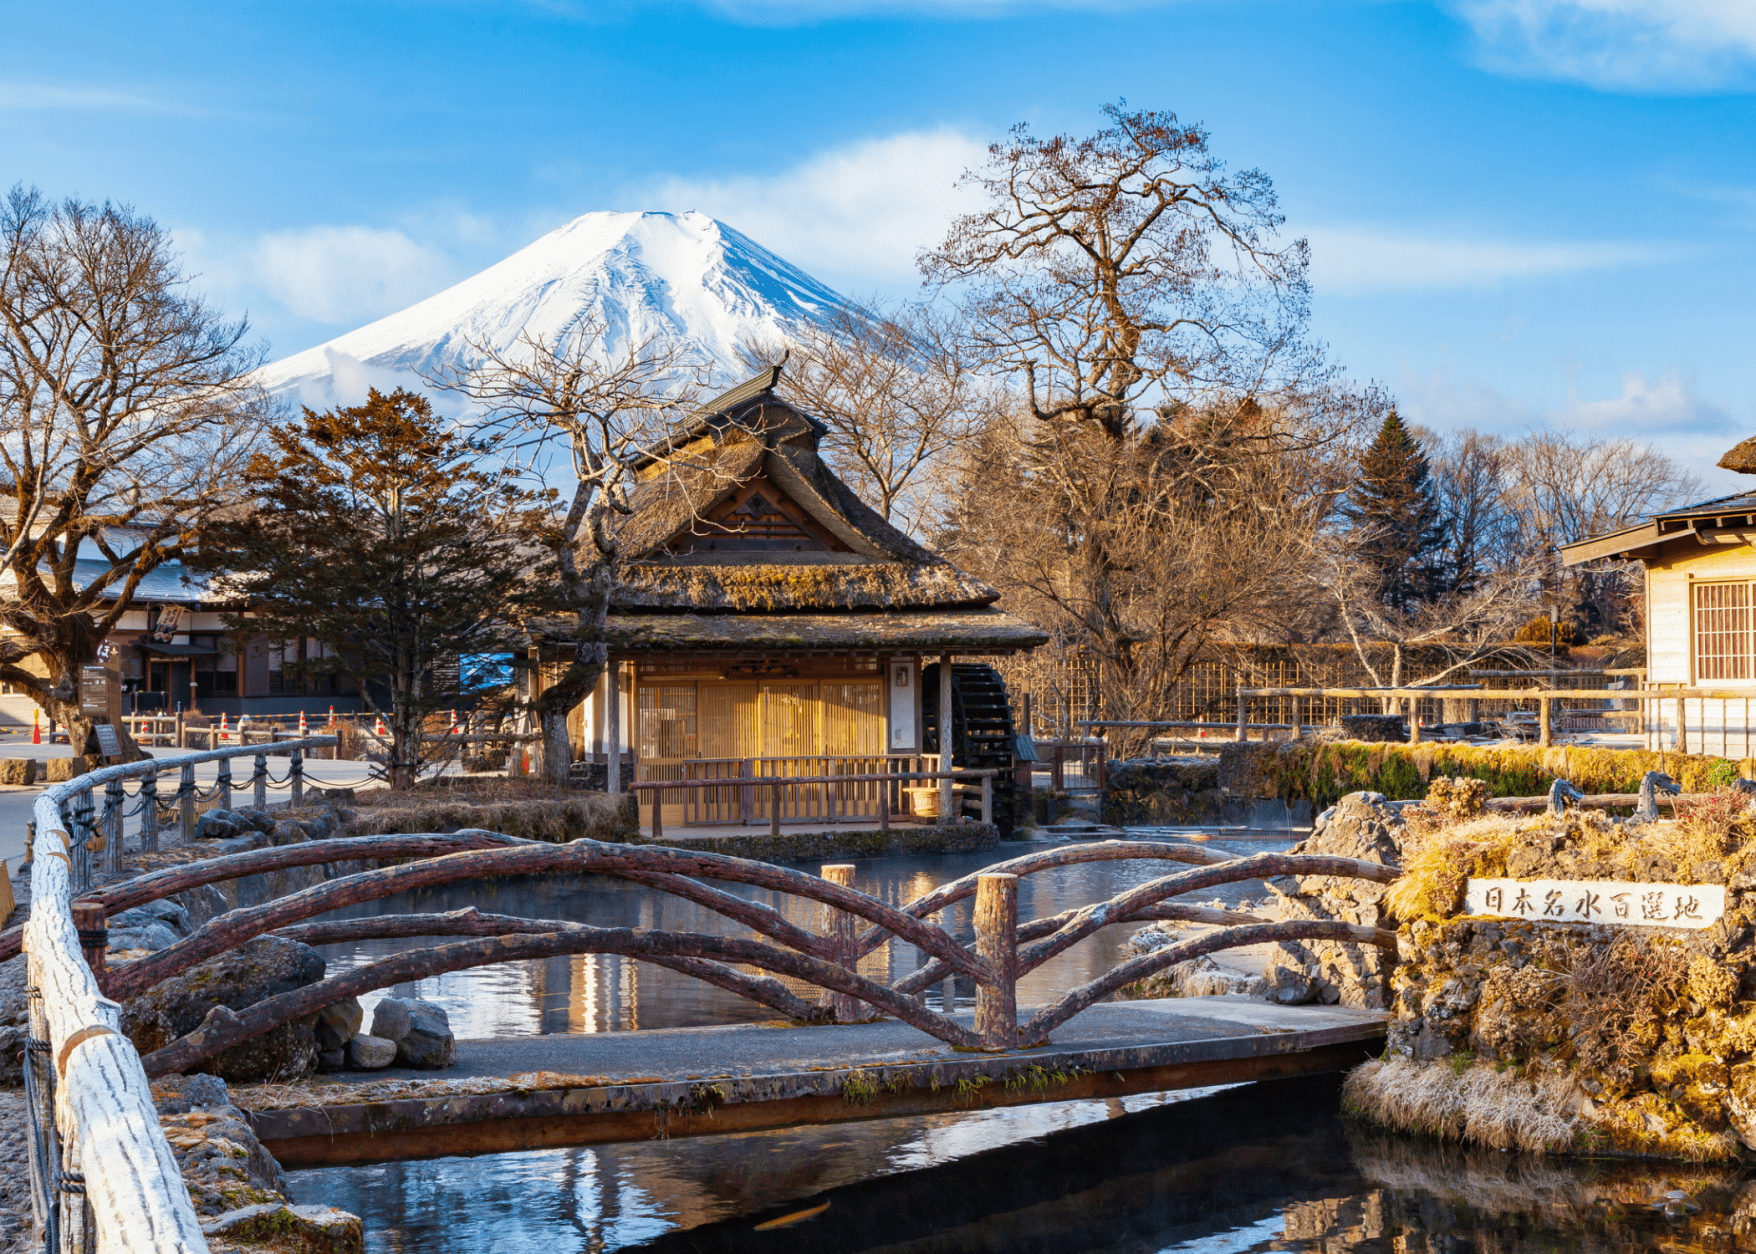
[981,773,993,826]
[974,873,1019,1049]
[253,754,268,811]
[1408,696,1421,744]
[1235,693,1247,743]
[72,787,96,891]
[139,771,158,853]
[289,749,303,810]
[770,782,782,837]
[650,784,663,841]
[1539,696,1553,748]
[178,763,196,843]
[605,660,621,798]
[878,775,890,831]
[216,758,232,812]
[103,779,124,875]
[938,653,955,821]
[72,901,107,995]
[1678,695,1689,754]
[819,864,863,1021]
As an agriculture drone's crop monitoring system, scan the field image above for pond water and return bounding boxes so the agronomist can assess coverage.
[305,833,1290,1037]
[287,837,1756,1251]
[290,1074,1756,1253]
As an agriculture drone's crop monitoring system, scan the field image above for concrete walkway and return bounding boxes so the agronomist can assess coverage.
[246,997,1386,1166]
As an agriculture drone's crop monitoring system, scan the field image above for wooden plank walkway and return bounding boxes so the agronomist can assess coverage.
[243,997,1385,1166]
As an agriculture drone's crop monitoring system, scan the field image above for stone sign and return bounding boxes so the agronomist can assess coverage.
[93,724,121,759]
[1465,877,1725,930]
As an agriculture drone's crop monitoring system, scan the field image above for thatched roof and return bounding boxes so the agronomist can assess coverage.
[617,558,995,611]
[1721,436,1756,475]
[594,609,1049,653]
[605,366,1023,632]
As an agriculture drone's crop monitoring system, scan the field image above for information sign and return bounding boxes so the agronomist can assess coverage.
[1464,877,1725,930]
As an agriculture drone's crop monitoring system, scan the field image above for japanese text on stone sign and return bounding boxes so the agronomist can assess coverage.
[1463,878,1724,930]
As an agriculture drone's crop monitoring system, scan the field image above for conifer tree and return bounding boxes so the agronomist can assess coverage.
[1343,410,1445,610]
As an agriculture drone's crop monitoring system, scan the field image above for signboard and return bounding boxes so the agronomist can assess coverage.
[889,660,917,750]
[148,604,185,643]
[93,724,122,759]
[1465,878,1725,930]
[78,666,111,717]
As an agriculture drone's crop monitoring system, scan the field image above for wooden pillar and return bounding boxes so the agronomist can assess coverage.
[73,901,107,996]
[1539,696,1553,748]
[938,653,954,821]
[980,773,993,826]
[605,660,621,797]
[974,873,1018,1049]
[178,762,196,842]
[1408,695,1422,744]
[1677,695,1688,754]
[1235,692,1247,743]
[820,864,862,1021]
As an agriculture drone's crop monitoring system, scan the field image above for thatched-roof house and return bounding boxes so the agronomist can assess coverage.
[539,366,1047,826]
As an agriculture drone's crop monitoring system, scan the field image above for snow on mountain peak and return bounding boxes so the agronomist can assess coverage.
[257,210,851,411]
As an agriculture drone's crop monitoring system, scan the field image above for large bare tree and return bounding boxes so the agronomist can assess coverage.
[441,316,706,785]
[744,303,995,534]
[0,187,267,755]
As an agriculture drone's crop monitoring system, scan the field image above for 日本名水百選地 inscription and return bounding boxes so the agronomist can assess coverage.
[1464,878,1726,930]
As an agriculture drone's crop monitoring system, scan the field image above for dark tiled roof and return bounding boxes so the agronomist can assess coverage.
[1657,492,1756,520]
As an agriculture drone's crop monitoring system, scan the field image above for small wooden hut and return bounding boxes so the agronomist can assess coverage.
[536,366,1048,829]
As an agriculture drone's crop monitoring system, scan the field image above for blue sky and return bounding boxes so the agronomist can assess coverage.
[4,0,1754,488]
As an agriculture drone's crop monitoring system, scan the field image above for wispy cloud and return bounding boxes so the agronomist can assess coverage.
[647,129,988,289]
[1447,0,1756,90]
[1307,226,1665,292]
[0,82,195,114]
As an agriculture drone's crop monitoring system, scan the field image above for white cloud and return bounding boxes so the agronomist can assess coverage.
[247,226,455,325]
[1401,363,1743,486]
[1447,0,1756,89]
[648,129,988,290]
[0,82,193,113]
[1307,226,1661,293]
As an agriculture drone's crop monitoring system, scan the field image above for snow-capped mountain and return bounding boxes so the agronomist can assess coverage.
[258,210,850,410]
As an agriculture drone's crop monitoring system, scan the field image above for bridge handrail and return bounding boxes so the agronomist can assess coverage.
[24,736,337,1253]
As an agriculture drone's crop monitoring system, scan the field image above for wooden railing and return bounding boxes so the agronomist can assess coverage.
[631,766,1001,839]
[19,738,1398,1252]
[20,736,337,1254]
[635,754,942,826]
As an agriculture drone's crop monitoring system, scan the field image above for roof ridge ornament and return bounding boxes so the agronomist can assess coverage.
[1719,435,1756,474]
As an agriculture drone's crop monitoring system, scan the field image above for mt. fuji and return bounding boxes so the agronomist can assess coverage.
[257,210,851,410]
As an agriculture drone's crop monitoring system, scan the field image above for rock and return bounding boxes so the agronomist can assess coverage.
[106,922,180,952]
[370,997,412,1043]
[315,997,363,1050]
[396,998,455,1069]
[1728,1064,1756,1150]
[121,935,326,1083]
[42,756,89,783]
[235,808,276,834]
[152,1073,291,1215]
[194,809,244,840]
[346,1033,398,1070]
[1338,714,1408,742]
[110,899,191,937]
[0,759,37,786]
[200,1203,364,1253]
[150,1072,232,1115]
[316,1049,346,1072]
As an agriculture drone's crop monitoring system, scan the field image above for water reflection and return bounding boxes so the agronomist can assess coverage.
[292,1076,1756,1254]
[309,839,1285,1038]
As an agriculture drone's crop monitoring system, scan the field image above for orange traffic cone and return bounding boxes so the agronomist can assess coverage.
[298,710,308,736]
[374,714,386,738]
[328,705,335,726]
[31,710,40,745]
[219,712,230,743]
[449,709,458,731]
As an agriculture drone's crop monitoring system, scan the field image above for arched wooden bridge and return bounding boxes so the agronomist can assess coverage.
[19,740,1398,1253]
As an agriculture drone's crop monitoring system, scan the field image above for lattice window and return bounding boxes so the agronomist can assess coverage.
[1695,582,1752,681]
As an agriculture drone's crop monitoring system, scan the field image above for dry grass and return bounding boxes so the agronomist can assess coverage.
[1343,1056,1581,1153]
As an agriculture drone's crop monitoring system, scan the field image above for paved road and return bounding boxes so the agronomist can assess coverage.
[0,745,383,878]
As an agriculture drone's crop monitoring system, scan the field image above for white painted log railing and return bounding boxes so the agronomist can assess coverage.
[22,737,337,1254]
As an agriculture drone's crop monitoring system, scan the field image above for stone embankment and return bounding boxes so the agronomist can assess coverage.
[1348,783,1756,1160]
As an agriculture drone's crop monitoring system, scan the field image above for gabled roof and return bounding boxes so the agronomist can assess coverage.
[1561,491,1756,566]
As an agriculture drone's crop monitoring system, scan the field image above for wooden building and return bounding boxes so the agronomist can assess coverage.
[537,366,1049,828]
[1562,442,1756,752]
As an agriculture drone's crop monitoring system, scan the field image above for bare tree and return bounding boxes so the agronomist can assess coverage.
[440,316,706,785]
[743,303,993,534]
[0,187,267,755]
[920,103,1315,440]
[1426,428,1520,596]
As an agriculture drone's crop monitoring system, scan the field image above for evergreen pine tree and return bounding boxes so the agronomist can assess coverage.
[1343,410,1446,610]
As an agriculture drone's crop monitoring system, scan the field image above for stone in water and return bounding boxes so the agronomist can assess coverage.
[1465,878,1724,929]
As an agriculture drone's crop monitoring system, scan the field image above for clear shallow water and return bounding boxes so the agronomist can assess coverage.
[291,1075,1756,1253]
[306,837,1290,1037]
